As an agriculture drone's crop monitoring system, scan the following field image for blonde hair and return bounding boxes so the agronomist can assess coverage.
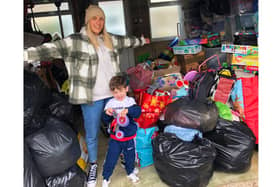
[85,5,113,50]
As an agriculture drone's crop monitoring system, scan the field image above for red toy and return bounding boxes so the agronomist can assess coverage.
[117,115,129,127]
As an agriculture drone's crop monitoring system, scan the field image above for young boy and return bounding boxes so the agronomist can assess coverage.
[102,75,141,187]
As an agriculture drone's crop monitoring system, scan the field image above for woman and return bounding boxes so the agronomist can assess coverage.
[24,5,149,187]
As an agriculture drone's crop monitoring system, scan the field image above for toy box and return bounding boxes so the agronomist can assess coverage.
[231,53,258,67]
[173,45,202,55]
[221,44,258,55]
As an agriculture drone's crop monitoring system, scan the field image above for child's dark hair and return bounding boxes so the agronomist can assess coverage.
[109,74,129,91]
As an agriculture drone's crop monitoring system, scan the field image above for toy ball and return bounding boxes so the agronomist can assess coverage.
[117,115,129,127]
[115,130,124,139]
[184,71,198,82]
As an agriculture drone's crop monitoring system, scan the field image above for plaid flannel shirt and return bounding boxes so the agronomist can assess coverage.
[25,27,145,104]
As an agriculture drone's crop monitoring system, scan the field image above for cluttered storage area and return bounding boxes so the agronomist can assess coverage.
[24,0,258,186]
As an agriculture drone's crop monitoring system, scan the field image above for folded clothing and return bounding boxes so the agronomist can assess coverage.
[164,125,202,142]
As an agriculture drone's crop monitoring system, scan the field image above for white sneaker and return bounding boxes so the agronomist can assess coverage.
[133,167,139,175]
[102,179,110,187]
[120,156,139,175]
[127,173,140,183]
[87,181,96,187]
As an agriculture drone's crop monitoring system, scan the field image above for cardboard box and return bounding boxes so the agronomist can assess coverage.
[173,45,202,55]
[183,50,205,63]
[231,53,258,67]
[221,44,258,55]
[179,38,208,45]
[152,65,181,81]
[183,61,200,74]
[176,50,206,74]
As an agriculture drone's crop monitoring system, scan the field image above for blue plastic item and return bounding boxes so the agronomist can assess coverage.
[136,126,158,168]
[168,37,178,48]
[164,125,202,142]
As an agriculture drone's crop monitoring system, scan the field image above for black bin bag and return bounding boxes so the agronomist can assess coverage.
[24,107,50,137]
[24,70,51,136]
[152,133,216,187]
[45,165,86,187]
[204,118,256,173]
[48,92,83,133]
[48,92,73,124]
[24,143,46,187]
[164,97,218,132]
[25,117,81,177]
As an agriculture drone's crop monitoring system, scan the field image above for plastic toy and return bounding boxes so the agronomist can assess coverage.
[112,110,129,127]
[110,110,129,139]
[115,130,124,139]
[117,115,129,127]
[184,70,198,82]
[171,80,189,99]
[176,79,189,88]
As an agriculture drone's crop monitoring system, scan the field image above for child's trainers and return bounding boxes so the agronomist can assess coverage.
[120,154,139,175]
[127,173,140,183]
[102,179,110,187]
[133,167,139,175]
[87,163,97,187]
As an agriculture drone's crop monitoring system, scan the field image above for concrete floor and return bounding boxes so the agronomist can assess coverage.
[90,132,258,187]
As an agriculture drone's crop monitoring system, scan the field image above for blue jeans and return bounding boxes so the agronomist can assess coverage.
[81,98,111,163]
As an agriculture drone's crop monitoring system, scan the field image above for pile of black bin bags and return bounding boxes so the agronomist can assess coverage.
[24,70,86,187]
[152,96,256,187]
[204,118,256,173]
